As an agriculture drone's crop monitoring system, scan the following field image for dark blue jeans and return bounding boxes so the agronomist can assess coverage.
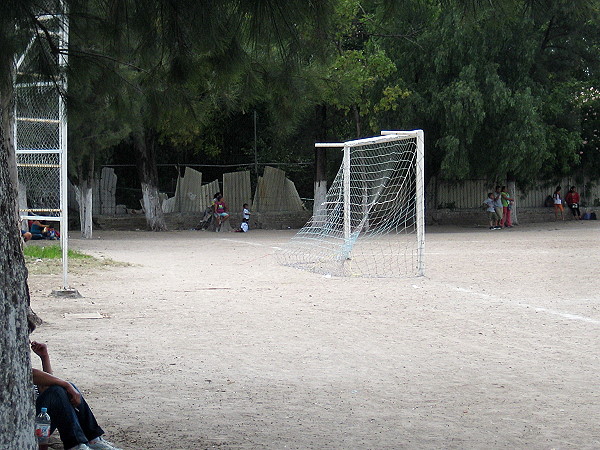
[36,384,104,449]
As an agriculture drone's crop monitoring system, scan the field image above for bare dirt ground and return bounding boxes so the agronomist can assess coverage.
[28,220,600,449]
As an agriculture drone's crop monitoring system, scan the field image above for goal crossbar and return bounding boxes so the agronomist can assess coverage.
[315,131,420,149]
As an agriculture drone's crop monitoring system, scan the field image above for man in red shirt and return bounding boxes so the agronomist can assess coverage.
[565,186,582,220]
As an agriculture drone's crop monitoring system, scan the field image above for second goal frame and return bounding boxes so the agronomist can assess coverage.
[283,129,425,278]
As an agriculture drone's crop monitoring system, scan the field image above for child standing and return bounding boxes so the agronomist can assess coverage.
[235,203,251,232]
[553,186,564,220]
[483,193,501,230]
[500,186,514,228]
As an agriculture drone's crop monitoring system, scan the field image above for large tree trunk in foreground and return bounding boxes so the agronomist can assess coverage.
[76,155,95,239]
[133,130,167,231]
[0,62,36,449]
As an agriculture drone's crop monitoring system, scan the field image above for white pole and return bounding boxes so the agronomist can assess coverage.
[343,145,351,244]
[416,130,425,276]
[315,142,345,148]
[59,1,69,289]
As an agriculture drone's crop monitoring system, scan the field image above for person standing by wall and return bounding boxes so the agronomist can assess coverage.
[483,193,501,230]
[500,186,514,228]
[553,186,565,221]
[493,186,504,226]
[565,186,582,220]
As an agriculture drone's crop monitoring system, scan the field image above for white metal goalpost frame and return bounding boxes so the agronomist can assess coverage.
[14,2,70,290]
[381,130,425,276]
[281,130,425,278]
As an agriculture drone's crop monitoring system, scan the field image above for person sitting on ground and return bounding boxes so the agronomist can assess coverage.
[21,230,32,241]
[233,218,249,233]
[213,194,229,230]
[565,186,582,220]
[196,192,221,230]
[30,319,122,450]
[483,193,501,230]
[29,219,59,240]
[553,186,564,221]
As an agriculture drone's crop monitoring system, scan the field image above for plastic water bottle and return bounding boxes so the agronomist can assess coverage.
[35,407,51,450]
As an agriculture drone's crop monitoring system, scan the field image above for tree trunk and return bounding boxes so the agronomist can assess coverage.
[352,104,361,138]
[133,130,167,231]
[0,60,36,449]
[508,177,518,225]
[77,154,95,238]
[313,105,328,223]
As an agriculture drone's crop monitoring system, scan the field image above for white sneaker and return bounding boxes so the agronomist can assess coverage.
[68,445,91,450]
[88,437,123,450]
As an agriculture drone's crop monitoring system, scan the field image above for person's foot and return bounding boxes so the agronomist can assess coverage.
[88,437,123,450]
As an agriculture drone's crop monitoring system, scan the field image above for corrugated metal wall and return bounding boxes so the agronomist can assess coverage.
[198,180,220,212]
[223,171,251,218]
[178,167,204,212]
[253,166,305,212]
[162,170,218,214]
[431,177,600,209]
[158,166,305,215]
[284,178,305,211]
[253,166,286,212]
[93,167,117,215]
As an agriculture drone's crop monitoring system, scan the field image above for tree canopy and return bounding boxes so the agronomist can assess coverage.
[51,0,600,195]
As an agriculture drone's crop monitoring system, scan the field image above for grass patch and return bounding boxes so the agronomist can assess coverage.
[24,244,91,260]
[24,244,129,275]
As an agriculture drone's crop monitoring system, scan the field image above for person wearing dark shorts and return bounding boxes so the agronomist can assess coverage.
[565,186,582,220]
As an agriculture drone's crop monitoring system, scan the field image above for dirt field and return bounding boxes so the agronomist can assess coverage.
[28,221,600,449]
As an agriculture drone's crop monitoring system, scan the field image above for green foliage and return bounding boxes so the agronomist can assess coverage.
[366,0,600,184]
[56,0,600,193]
[577,85,600,179]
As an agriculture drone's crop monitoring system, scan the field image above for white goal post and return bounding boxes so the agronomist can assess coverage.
[278,130,425,278]
[15,2,70,290]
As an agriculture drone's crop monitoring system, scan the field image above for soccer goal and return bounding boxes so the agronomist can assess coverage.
[15,3,71,290]
[277,130,424,278]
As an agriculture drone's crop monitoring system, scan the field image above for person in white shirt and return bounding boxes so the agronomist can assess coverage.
[483,193,501,230]
[553,186,564,220]
[234,203,251,232]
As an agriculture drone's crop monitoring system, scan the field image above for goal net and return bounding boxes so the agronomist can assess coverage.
[277,131,424,278]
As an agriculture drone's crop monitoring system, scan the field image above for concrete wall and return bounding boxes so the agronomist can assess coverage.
[94,206,597,231]
[430,177,600,209]
[428,206,598,227]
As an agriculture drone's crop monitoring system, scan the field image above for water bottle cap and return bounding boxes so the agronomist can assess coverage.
[41,407,47,413]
